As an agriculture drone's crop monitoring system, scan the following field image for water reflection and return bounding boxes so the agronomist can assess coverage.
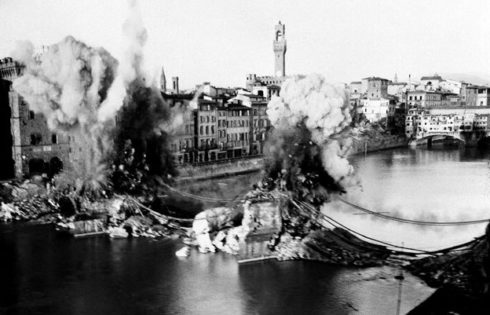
[1,224,433,315]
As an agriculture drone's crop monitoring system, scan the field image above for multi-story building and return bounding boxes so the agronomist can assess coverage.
[163,93,196,164]
[0,57,69,179]
[226,104,251,158]
[405,107,490,139]
[250,101,269,155]
[360,98,389,122]
[217,106,228,158]
[362,77,389,99]
[407,90,460,108]
[196,99,219,162]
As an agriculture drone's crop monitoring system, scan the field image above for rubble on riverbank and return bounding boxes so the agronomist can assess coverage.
[407,232,489,293]
[405,225,490,314]
[276,229,390,267]
[0,179,183,239]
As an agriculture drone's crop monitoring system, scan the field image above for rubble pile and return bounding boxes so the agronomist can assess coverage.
[406,227,490,313]
[275,225,390,266]
[1,181,58,223]
[407,234,490,293]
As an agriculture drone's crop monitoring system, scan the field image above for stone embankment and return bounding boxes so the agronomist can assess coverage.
[176,156,265,182]
[350,134,408,155]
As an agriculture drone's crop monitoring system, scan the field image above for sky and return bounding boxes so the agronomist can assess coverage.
[2,0,490,89]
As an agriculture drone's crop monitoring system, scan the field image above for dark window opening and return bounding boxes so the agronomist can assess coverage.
[30,133,42,145]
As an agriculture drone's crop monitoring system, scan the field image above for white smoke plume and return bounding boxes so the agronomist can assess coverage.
[12,36,118,179]
[11,0,167,191]
[97,0,149,122]
[267,74,358,188]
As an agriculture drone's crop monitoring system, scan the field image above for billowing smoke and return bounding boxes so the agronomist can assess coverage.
[12,0,176,195]
[12,36,118,184]
[265,74,358,196]
[110,0,176,192]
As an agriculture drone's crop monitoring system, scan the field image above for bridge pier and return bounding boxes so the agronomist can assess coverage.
[427,137,432,148]
[461,132,485,147]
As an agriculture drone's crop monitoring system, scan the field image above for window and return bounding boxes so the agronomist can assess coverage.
[30,133,42,145]
[200,126,203,135]
[51,134,57,144]
[205,126,209,135]
[29,111,35,119]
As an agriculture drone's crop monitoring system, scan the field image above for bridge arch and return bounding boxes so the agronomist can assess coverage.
[412,133,465,146]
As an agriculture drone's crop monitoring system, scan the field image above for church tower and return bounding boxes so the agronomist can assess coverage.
[273,21,287,77]
[160,67,167,92]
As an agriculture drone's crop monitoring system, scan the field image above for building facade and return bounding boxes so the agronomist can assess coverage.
[0,57,69,179]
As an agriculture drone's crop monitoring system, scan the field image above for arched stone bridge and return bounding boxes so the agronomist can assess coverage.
[411,130,490,147]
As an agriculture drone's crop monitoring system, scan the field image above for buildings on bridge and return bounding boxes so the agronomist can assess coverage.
[405,107,490,140]
[349,72,490,140]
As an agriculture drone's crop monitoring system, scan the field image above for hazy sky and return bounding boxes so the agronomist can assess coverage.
[1,0,490,89]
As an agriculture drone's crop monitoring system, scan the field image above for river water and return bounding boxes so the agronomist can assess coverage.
[2,146,490,314]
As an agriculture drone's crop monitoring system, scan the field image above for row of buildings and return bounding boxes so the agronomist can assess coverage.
[0,57,274,179]
[0,21,290,179]
[348,74,490,140]
[163,80,271,165]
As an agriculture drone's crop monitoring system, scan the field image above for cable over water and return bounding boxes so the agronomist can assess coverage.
[129,183,484,256]
[293,199,482,257]
[338,197,490,226]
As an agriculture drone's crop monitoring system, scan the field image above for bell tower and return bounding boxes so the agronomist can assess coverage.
[273,21,286,77]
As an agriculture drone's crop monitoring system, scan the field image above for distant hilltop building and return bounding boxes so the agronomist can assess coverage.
[246,21,288,95]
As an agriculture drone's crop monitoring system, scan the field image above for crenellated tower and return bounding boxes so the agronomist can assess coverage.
[273,21,287,77]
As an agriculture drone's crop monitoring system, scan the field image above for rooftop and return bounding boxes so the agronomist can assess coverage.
[362,76,390,81]
[420,75,443,81]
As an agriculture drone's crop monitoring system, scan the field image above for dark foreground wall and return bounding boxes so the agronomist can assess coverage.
[0,79,14,179]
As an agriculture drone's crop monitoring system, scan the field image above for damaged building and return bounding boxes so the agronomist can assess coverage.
[0,57,69,179]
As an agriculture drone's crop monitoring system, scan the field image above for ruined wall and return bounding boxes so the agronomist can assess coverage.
[0,79,14,179]
[9,90,69,176]
[1,57,70,177]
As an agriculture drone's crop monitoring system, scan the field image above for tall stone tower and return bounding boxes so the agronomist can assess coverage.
[160,67,167,92]
[273,21,287,77]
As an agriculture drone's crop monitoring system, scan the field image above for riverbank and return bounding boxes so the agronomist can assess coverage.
[175,134,408,183]
[176,156,264,183]
[350,133,408,155]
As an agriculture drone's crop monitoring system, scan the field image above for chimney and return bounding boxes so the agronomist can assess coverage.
[172,76,179,94]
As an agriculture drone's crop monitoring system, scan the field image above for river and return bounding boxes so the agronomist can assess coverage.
[2,146,490,314]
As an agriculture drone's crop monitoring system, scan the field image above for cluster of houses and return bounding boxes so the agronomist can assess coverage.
[349,74,490,140]
[163,78,274,165]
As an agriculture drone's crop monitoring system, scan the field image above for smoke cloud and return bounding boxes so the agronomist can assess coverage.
[12,36,118,180]
[12,0,176,193]
[266,74,358,189]
[110,0,176,188]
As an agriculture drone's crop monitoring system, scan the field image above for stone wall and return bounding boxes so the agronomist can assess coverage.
[350,134,408,155]
[176,156,264,182]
